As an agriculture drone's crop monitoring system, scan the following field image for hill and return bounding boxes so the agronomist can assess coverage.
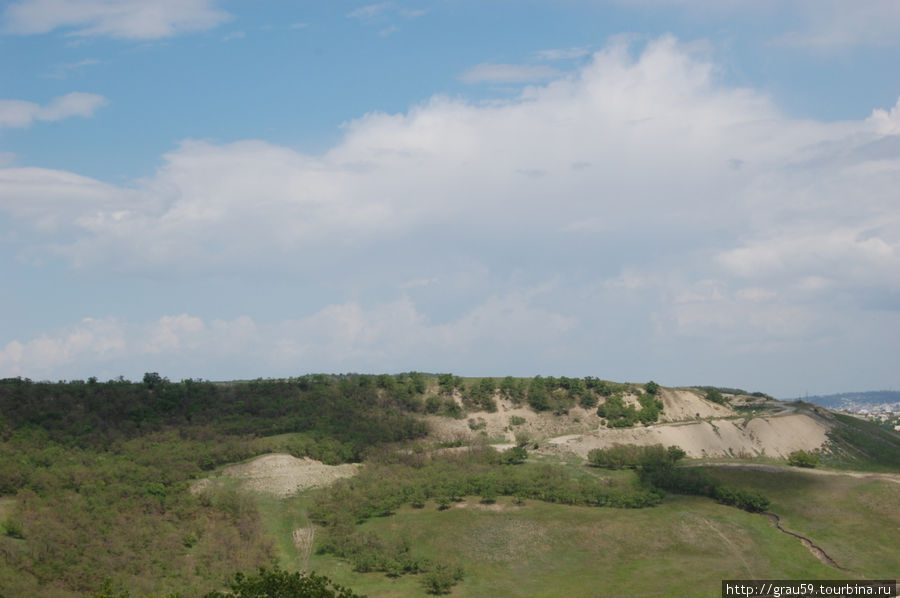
[1,374,899,597]
[800,390,900,411]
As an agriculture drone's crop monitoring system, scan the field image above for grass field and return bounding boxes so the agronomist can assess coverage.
[299,494,848,598]
[703,467,900,577]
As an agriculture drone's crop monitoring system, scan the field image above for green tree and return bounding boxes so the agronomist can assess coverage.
[421,563,464,595]
[203,567,365,598]
[704,388,728,405]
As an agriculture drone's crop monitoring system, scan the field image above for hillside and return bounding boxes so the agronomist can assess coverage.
[1,374,899,597]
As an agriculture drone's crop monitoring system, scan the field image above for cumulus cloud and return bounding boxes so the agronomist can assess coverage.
[2,0,230,39]
[0,92,107,129]
[1,35,899,390]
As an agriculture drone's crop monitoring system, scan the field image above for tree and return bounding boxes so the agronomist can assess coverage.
[203,567,365,598]
[421,563,464,595]
[704,388,728,405]
[645,381,660,395]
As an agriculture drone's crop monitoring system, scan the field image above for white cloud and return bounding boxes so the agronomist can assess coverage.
[869,97,900,135]
[0,92,107,128]
[459,63,562,84]
[1,35,899,390]
[2,0,230,39]
[347,3,395,20]
[535,46,593,61]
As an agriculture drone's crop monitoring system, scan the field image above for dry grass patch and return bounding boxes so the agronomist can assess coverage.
[193,453,359,498]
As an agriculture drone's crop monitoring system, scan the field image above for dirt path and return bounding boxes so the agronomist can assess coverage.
[292,526,315,572]
[701,517,755,577]
[698,462,900,485]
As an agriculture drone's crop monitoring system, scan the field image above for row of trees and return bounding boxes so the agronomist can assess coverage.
[432,375,661,419]
[0,374,429,457]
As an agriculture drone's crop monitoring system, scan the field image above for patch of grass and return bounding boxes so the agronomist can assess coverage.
[306,495,846,597]
[822,413,900,472]
[702,467,900,576]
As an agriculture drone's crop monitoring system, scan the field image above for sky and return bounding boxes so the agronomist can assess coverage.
[1,1,899,398]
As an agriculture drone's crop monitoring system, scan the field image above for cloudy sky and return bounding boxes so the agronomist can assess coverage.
[1,1,899,397]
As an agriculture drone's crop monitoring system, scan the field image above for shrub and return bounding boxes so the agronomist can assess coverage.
[787,450,819,468]
[422,563,464,595]
[704,388,729,405]
[499,446,527,465]
[203,567,365,598]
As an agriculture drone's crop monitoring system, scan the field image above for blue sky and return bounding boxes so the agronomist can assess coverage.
[1,0,899,397]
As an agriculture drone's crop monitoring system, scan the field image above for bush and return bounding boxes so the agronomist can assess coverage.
[587,444,683,470]
[422,563,464,595]
[645,381,660,395]
[203,567,365,598]
[704,389,729,405]
[499,446,527,465]
[787,450,819,468]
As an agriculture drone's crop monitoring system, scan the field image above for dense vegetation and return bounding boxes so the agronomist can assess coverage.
[0,374,430,597]
[787,450,819,468]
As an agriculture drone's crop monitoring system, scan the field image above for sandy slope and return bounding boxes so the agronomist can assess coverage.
[657,388,734,421]
[545,412,831,459]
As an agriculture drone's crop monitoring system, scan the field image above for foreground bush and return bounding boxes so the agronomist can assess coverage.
[787,450,819,468]
[203,567,365,598]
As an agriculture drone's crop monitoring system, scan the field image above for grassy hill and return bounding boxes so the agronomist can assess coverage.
[1,374,898,597]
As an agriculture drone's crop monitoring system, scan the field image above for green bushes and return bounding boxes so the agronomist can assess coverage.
[422,563,465,595]
[202,567,365,598]
[712,486,771,512]
[587,444,685,470]
[0,375,429,455]
[499,377,526,405]
[462,378,498,412]
[703,388,729,405]
[787,450,819,468]
[596,394,662,427]
[634,454,771,513]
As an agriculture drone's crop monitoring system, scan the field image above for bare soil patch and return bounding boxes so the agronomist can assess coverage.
[424,396,602,444]
[544,413,831,459]
[658,388,734,422]
[192,453,358,498]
